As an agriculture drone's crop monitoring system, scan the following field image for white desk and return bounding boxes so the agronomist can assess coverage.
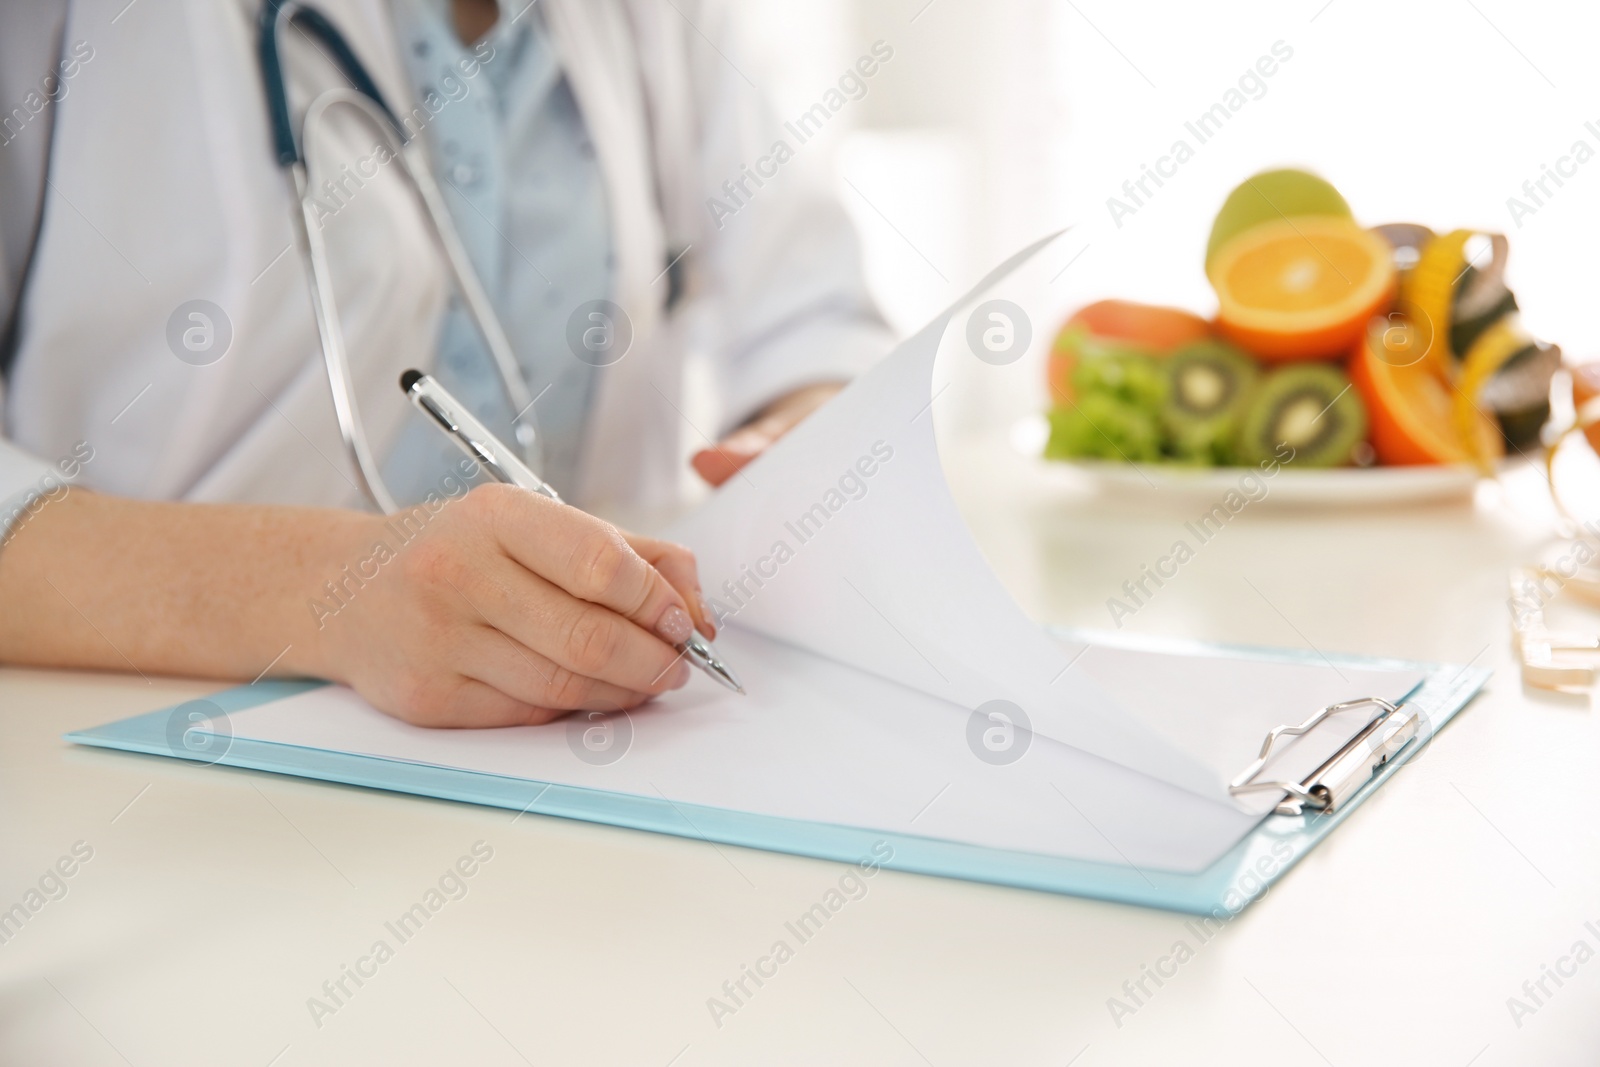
[3,444,1597,1066]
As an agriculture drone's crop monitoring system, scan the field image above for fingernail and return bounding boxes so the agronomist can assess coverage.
[696,591,717,637]
[670,660,691,688]
[656,605,693,645]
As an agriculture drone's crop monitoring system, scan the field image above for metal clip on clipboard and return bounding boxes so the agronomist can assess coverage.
[1229,697,1419,816]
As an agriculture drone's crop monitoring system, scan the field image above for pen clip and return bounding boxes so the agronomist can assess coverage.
[415,392,457,434]
[465,439,511,483]
[411,381,511,485]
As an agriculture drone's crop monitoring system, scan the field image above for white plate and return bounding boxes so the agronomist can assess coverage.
[1010,416,1483,505]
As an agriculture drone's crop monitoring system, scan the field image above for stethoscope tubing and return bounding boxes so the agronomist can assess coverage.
[258,0,541,512]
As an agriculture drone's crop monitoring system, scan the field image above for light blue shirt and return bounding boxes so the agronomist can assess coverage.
[382,0,613,505]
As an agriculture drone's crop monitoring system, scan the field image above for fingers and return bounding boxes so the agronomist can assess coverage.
[692,419,783,486]
[392,676,552,729]
[485,488,694,647]
[454,625,654,716]
[448,551,691,696]
[624,532,715,638]
[690,382,843,487]
[350,487,714,732]
[691,438,763,487]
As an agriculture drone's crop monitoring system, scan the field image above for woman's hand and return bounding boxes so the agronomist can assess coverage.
[692,382,843,487]
[313,484,716,727]
[0,486,715,729]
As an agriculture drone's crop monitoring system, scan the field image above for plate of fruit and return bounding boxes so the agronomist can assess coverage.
[1041,168,1560,503]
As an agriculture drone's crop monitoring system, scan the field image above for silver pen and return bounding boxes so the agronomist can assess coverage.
[400,370,744,694]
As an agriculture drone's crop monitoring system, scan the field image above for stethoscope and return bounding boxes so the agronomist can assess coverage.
[258,0,539,513]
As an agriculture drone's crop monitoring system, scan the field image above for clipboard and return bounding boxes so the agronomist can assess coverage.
[64,235,1489,914]
[65,632,1488,916]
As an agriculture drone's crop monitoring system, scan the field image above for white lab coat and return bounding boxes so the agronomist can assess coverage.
[0,0,891,529]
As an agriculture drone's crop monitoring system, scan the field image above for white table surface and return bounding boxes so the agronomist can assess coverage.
[4,441,1597,1066]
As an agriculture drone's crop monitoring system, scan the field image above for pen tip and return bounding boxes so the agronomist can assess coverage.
[400,369,423,393]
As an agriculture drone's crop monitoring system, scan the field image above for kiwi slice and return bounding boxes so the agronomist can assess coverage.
[1160,340,1260,464]
[1234,364,1368,468]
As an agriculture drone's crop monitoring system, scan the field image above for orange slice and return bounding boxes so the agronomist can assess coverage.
[1348,328,1502,466]
[1211,218,1397,362]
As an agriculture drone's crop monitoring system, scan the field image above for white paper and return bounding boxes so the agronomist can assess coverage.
[229,626,1267,872]
[217,234,1426,876]
[667,235,1421,802]
[226,624,1418,873]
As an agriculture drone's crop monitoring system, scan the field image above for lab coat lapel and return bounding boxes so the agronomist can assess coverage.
[8,0,448,508]
[540,0,675,518]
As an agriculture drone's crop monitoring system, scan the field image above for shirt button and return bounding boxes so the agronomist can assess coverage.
[451,163,478,185]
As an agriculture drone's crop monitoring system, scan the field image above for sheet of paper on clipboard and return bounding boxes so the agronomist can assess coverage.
[209,234,1429,877]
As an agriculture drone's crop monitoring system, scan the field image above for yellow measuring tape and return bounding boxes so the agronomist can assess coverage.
[1401,228,1473,378]
[1453,315,1530,472]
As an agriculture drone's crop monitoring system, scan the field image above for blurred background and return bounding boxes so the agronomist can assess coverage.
[734,0,1600,442]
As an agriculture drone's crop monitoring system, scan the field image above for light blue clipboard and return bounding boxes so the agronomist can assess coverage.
[66,632,1488,916]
